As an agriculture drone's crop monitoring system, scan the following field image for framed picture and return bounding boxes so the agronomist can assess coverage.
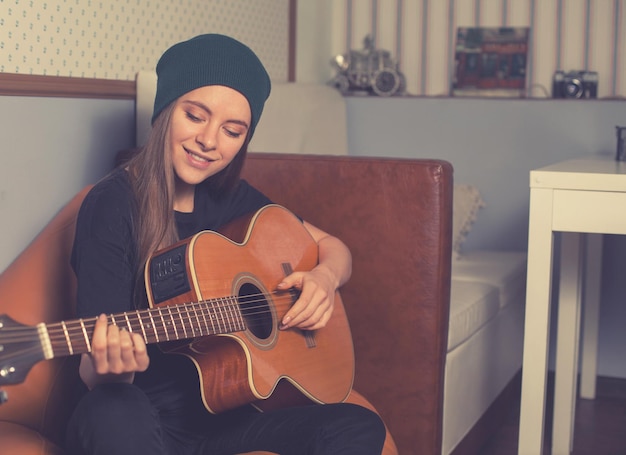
[451,27,530,98]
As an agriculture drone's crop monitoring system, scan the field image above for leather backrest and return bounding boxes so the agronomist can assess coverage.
[0,152,453,454]
[0,187,91,447]
[242,153,453,455]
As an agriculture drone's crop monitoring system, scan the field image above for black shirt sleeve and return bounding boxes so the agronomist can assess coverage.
[71,171,136,318]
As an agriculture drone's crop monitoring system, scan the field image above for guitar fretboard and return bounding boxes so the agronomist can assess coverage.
[40,298,246,359]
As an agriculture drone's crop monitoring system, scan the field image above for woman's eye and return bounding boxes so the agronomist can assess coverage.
[224,129,242,138]
[185,111,202,122]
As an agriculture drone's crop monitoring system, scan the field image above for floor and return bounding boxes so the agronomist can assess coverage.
[480,375,626,455]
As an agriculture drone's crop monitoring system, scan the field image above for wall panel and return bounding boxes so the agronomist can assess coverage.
[589,2,613,96]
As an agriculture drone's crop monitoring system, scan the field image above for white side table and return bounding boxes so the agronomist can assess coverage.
[518,153,626,455]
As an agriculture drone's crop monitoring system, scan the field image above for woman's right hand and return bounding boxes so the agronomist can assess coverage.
[79,314,150,389]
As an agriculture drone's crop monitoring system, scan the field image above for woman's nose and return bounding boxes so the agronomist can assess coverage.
[196,125,217,150]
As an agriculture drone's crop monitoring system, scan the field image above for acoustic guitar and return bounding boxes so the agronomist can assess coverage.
[0,205,355,414]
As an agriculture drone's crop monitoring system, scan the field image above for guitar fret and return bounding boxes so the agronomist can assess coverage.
[203,301,216,334]
[48,324,66,357]
[220,297,232,333]
[211,299,224,333]
[180,306,190,337]
[159,309,169,340]
[220,298,229,332]
[79,319,91,352]
[167,307,179,339]
[123,313,133,332]
[148,310,159,342]
[204,301,214,332]
[187,305,197,337]
[227,297,243,332]
[124,312,136,334]
[61,321,73,356]
[199,303,209,335]
[221,298,231,333]
[184,305,193,336]
[177,306,188,339]
[224,298,234,331]
[158,308,170,341]
[187,304,202,337]
[192,304,203,336]
[136,310,148,342]
[223,297,235,331]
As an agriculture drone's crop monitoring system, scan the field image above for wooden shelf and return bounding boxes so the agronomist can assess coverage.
[0,73,135,99]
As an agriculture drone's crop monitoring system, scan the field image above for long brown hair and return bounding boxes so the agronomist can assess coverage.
[126,102,250,307]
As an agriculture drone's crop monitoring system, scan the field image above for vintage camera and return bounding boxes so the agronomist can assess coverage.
[553,70,598,98]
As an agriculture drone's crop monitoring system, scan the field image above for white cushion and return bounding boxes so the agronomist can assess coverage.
[448,280,500,351]
[452,250,527,309]
[249,82,348,155]
[452,184,485,258]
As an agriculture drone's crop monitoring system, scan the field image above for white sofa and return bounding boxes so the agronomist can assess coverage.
[134,75,527,454]
[443,185,526,454]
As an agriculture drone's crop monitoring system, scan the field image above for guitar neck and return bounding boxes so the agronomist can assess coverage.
[41,299,247,359]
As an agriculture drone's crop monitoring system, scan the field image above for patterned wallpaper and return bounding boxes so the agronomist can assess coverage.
[1,0,623,100]
[0,0,290,81]
[329,0,625,99]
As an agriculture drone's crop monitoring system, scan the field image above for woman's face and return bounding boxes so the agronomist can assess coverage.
[168,85,251,189]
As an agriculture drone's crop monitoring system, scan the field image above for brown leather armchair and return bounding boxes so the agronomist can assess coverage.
[0,153,452,454]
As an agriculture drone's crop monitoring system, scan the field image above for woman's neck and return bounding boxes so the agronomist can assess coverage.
[174,181,195,213]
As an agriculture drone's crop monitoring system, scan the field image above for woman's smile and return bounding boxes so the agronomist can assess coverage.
[184,147,215,168]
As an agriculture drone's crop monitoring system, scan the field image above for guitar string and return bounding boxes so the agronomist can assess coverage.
[0,292,300,348]
[0,290,293,336]
[0,291,326,383]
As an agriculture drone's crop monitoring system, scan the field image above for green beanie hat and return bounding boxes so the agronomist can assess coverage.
[152,34,271,138]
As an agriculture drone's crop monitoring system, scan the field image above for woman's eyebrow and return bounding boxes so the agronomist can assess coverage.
[182,100,249,128]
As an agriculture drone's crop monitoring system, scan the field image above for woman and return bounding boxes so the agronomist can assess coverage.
[66,34,386,455]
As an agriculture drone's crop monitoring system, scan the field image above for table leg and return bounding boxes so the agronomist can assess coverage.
[579,233,603,399]
[518,188,555,455]
[552,232,584,455]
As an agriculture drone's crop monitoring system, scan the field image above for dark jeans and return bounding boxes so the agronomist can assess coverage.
[65,382,386,455]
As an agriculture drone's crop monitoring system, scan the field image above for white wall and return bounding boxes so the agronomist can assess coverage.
[0,97,134,273]
[295,0,335,83]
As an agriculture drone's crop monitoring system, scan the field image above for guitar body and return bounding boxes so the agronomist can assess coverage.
[145,205,355,414]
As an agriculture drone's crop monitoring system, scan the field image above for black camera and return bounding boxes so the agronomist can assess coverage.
[552,70,598,98]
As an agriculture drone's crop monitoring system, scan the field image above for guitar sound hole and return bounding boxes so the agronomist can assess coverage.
[238,283,273,340]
